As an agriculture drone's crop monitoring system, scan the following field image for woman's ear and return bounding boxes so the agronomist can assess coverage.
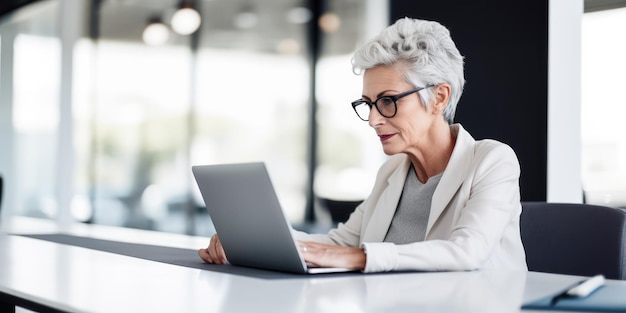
[432,83,451,115]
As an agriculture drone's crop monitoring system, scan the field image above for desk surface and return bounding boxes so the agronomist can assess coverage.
[1,217,623,313]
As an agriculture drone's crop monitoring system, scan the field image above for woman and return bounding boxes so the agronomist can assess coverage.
[199,17,527,273]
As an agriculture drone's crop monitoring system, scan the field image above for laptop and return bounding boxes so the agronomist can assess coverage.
[192,162,355,274]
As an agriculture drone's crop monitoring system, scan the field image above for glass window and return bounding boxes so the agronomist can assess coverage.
[75,0,312,235]
[9,2,61,219]
[316,55,382,201]
[1,0,386,235]
[315,1,386,225]
[75,39,194,232]
[581,7,626,207]
[193,49,308,226]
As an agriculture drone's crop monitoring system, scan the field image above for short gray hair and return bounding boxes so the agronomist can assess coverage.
[352,17,465,124]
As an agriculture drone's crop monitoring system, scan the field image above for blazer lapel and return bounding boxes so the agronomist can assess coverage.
[426,124,474,234]
[361,157,411,242]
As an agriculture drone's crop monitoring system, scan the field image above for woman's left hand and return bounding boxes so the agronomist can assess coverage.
[298,241,366,270]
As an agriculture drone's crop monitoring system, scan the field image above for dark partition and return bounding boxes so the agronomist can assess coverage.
[390,1,549,201]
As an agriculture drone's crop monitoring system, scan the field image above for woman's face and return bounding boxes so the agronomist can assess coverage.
[362,65,437,156]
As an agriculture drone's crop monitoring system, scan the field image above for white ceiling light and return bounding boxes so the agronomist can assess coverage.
[286,7,311,24]
[142,17,169,45]
[171,2,202,35]
[319,12,341,33]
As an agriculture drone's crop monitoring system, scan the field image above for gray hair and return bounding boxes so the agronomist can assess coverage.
[352,17,465,124]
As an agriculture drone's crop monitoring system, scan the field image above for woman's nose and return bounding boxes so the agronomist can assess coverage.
[368,107,385,127]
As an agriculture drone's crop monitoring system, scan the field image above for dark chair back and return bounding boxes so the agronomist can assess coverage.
[520,202,626,280]
[318,198,362,225]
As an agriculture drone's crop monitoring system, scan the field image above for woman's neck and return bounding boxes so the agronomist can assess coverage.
[407,123,456,184]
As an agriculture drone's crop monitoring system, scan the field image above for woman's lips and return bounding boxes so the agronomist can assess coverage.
[379,134,395,141]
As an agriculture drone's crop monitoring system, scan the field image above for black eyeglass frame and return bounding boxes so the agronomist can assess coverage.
[350,85,435,121]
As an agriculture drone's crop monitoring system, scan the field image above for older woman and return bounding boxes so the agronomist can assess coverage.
[199,17,527,273]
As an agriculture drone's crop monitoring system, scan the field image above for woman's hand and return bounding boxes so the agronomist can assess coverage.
[298,241,366,270]
[198,234,228,264]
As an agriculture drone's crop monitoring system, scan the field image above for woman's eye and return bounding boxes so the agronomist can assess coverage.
[379,97,394,107]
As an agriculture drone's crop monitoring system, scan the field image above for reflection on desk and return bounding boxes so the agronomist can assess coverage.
[199,270,526,313]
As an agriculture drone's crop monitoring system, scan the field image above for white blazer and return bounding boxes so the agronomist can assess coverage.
[296,124,528,273]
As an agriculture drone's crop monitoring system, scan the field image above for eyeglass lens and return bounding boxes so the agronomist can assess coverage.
[354,96,397,120]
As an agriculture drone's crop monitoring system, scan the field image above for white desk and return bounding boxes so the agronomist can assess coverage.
[0,217,622,313]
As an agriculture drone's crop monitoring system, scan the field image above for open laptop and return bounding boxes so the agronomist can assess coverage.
[192,162,355,274]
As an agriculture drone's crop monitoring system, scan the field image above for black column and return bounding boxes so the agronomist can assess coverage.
[304,0,326,223]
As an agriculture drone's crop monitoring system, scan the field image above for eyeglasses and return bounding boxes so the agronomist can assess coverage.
[351,85,434,121]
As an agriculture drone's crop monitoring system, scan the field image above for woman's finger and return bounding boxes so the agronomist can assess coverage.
[208,235,219,263]
[208,234,227,264]
[214,237,227,263]
[198,247,213,263]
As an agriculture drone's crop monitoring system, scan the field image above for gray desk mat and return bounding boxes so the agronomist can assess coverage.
[20,233,364,280]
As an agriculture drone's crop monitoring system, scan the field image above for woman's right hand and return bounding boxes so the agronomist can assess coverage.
[198,233,228,264]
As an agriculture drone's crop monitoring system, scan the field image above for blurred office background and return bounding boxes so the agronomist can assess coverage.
[0,0,625,236]
[0,0,388,235]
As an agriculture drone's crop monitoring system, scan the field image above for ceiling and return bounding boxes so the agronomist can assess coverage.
[585,0,626,12]
[3,0,626,55]
[96,0,364,55]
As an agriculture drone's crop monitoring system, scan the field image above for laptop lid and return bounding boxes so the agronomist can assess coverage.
[192,162,311,274]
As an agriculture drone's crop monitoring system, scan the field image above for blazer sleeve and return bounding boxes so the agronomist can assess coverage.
[362,142,523,272]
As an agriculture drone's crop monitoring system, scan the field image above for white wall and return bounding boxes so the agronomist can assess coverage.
[547,0,584,202]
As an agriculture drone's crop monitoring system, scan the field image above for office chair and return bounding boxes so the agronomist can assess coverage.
[520,202,626,280]
[318,198,362,225]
